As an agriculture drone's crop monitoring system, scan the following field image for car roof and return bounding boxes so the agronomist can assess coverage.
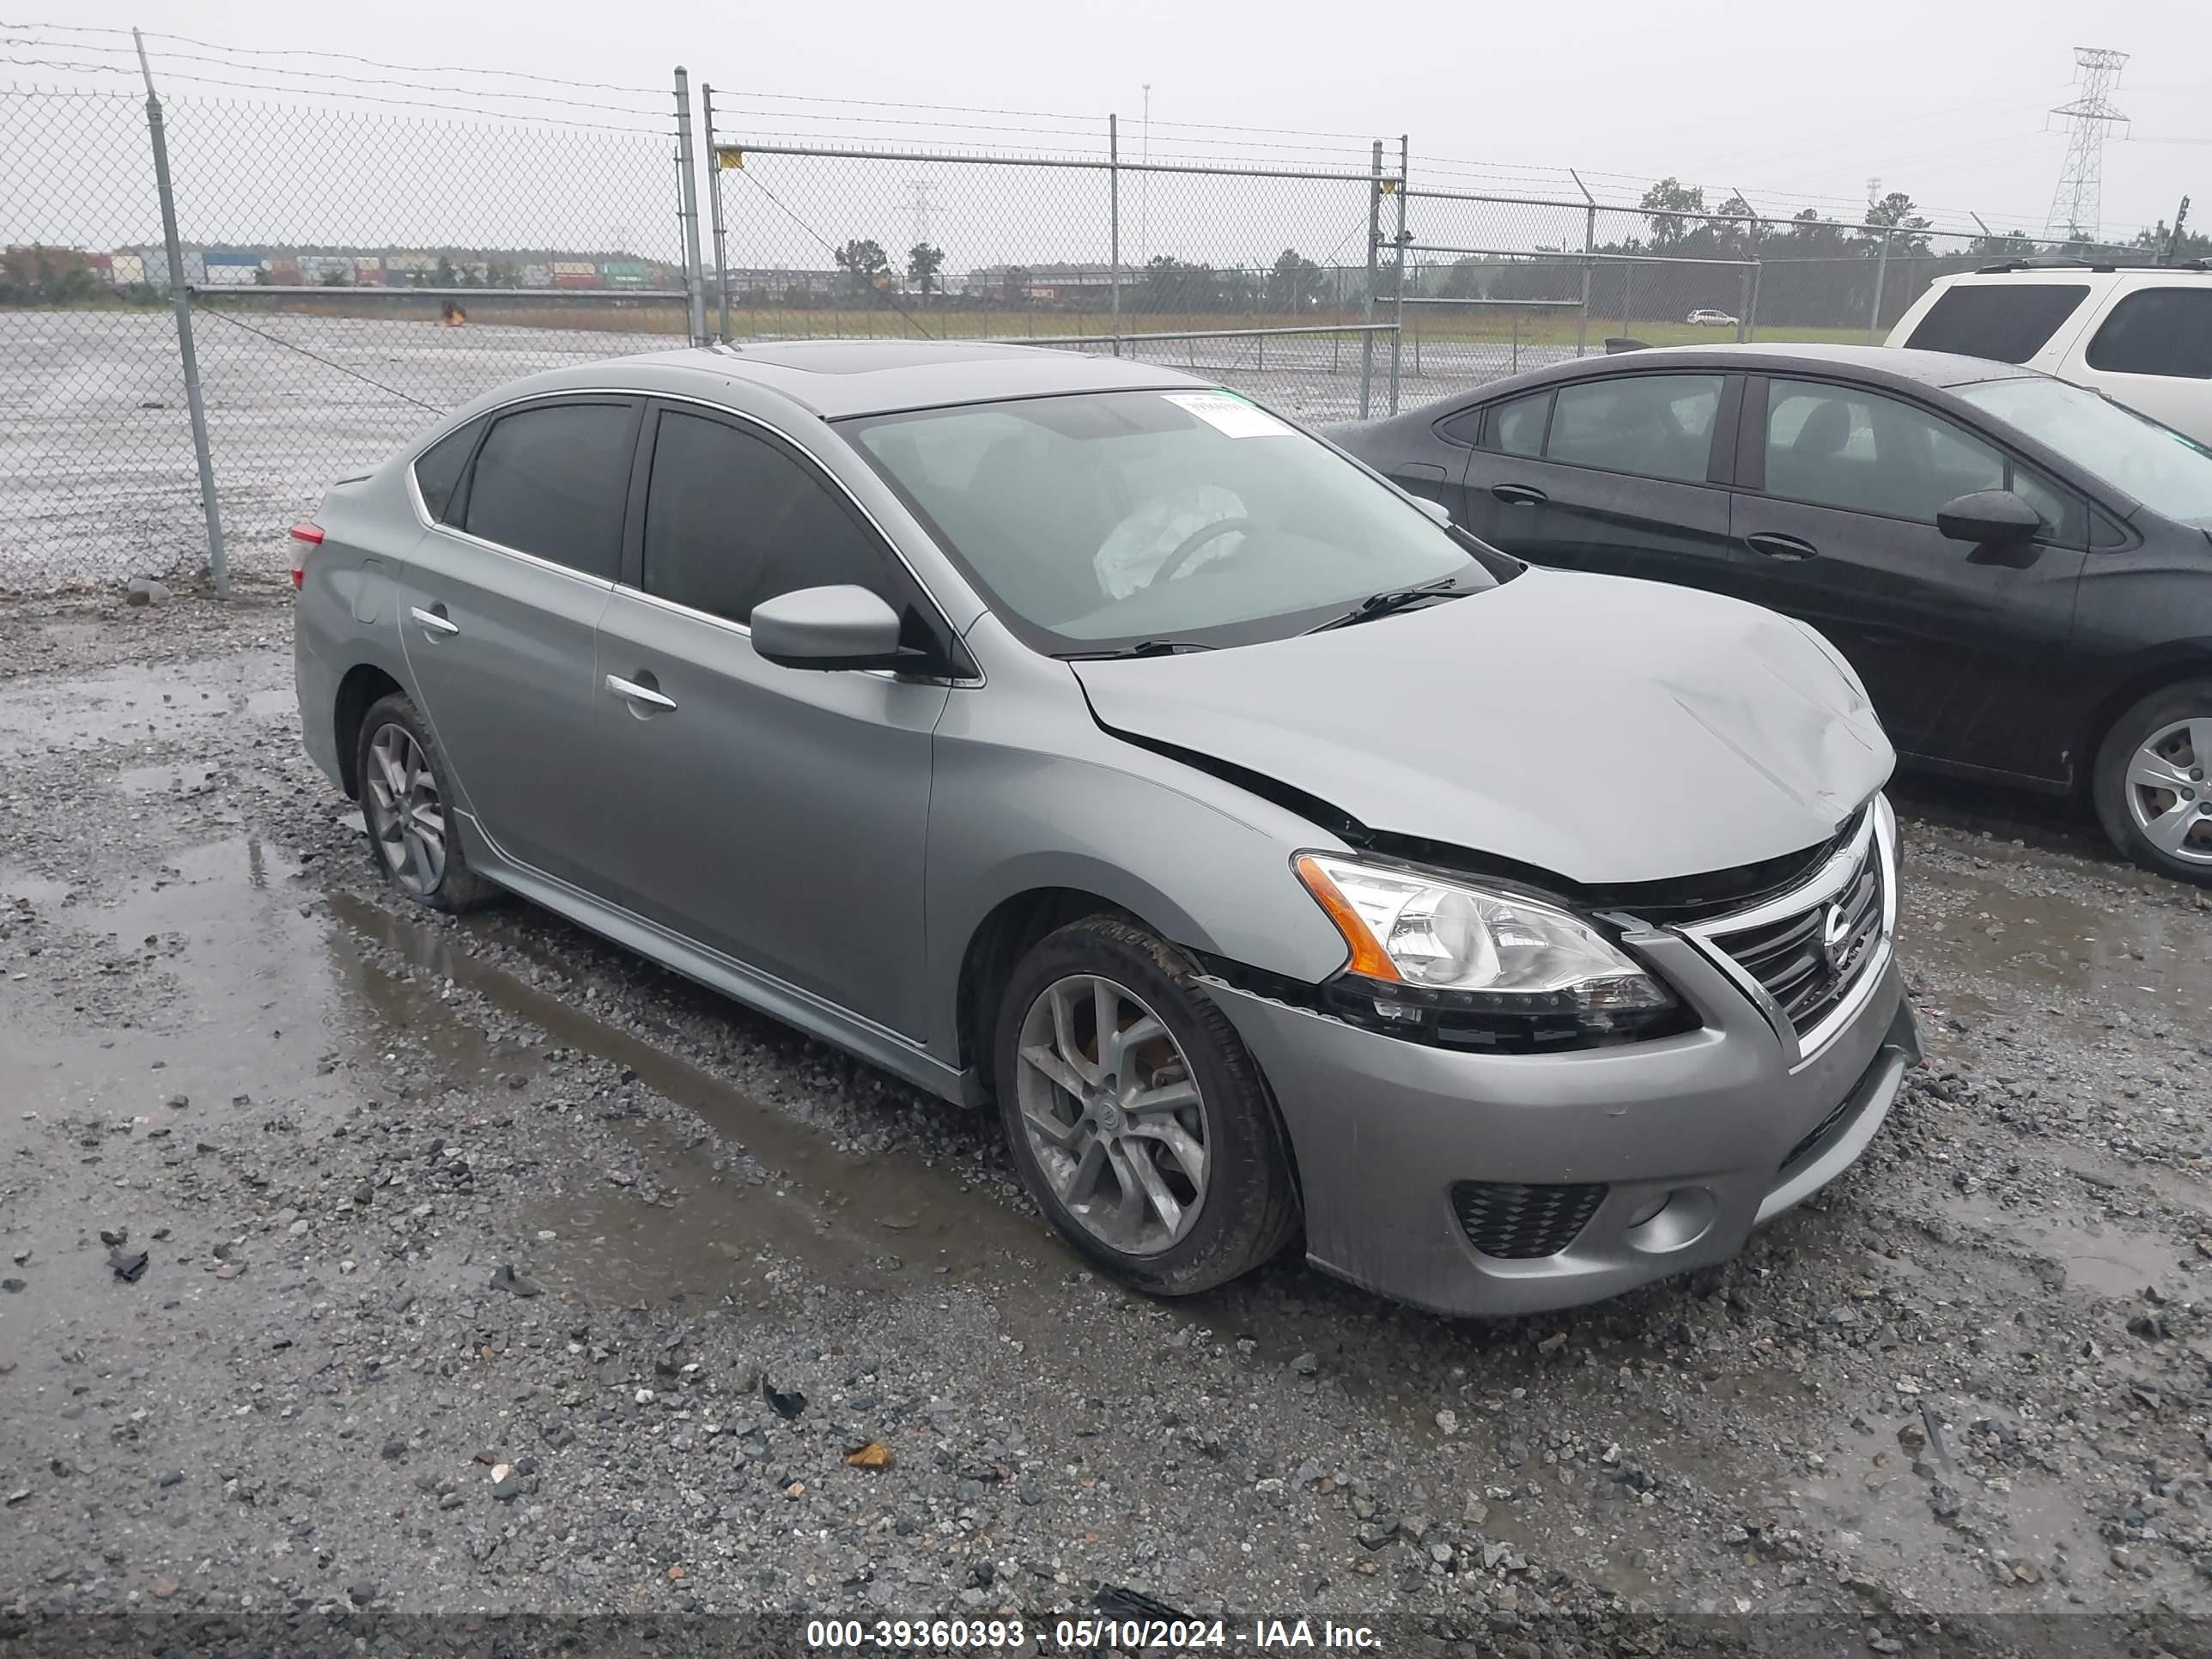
[1929,264,2211,285]
[1436,342,2043,404]
[532,339,1212,419]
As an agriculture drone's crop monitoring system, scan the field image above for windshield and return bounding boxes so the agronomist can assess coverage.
[1959,376,2212,526]
[843,388,1491,653]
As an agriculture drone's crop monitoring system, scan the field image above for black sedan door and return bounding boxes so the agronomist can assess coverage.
[1457,372,1743,592]
[1724,374,2088,783]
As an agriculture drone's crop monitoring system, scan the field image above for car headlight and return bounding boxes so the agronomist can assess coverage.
[1293,854,1670,1015]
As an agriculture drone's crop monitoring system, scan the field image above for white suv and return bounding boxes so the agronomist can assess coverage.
[1885,262,2212,446]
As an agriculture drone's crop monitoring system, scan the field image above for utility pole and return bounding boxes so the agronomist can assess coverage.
[2045,46,2130,241]
[1140,83,1151,267]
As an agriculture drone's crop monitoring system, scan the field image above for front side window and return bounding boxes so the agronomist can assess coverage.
[641,410,906,628]
[461,402,633,579]
[1902,283,2090,364]
[2085,288,2212,380]
[411,418,480,524]
[1543,374,1723,483]
[846,389,1491,653]
[1765,379,2081,539]
[1960,376,2212,528]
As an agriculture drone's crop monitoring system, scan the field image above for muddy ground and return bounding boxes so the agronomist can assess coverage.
[3,589,2209,1657]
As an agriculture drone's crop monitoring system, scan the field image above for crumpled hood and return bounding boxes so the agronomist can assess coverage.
[1072,567,1893,885]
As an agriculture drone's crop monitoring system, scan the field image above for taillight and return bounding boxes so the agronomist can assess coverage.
[289,522,324,589]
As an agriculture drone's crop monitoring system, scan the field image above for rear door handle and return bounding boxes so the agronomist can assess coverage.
[605,672,677,713]
[1490,483,1547,507]
[409,605,459,637]
[1745,532,1819,561]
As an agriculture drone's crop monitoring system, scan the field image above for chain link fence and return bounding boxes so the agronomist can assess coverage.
[6,64,2186,600]
[2,76,691,597]
[702,95,1405,424]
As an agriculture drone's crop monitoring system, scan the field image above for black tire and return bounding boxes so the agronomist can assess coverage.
[2091,678,2212,886]
[992,915,1299,1296]
[354,691,501,913]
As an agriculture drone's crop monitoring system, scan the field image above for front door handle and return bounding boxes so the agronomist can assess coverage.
[1490,483,1548,507]
[1745,532,1820,561]
[605,672,677,713]
[409,605,459,637]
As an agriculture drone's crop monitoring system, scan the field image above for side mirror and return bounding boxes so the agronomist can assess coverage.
[1936,489,2041,547]
[750,585,905,672]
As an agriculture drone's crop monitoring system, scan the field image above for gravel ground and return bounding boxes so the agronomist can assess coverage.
[3,589,2211,1657]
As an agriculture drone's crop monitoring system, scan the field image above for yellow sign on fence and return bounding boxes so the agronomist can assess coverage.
[715,147,743,170]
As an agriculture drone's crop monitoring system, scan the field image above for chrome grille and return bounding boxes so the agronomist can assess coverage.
[1696,805,1891,1054]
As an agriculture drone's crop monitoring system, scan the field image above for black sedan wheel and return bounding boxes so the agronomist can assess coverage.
[2093,680,2212,885]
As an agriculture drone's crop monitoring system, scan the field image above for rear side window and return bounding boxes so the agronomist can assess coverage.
[1545,374,1722,483]
[641,409,904,628]
[2085,288,2212,379]
[1488,392,1549,457]
[461,402,634,579]
[410,419,480,524]
[1902,283,2088,364]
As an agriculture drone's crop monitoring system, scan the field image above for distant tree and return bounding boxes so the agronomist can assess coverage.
[997,264,1032,301]
[434,254,457,286]
[833,238,890,299]
[319,268,350,286]
[906,242,945,295]
[1967,228,2039,259]
[1863,191,1932,258]
[2131,219,2212,264]
[1266,248,1322,312]
[1638,177,1706,251]
[1139,254,1220,312]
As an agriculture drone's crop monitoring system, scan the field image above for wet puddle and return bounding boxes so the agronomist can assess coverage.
[0,653,291,758]
[330,889,1062,1302]
[1938,1193,2190,1300]
[6,828,1063,1320]
[1901,864,2208,1026]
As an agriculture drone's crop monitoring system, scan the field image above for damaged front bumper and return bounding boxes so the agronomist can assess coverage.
[1206,921,1919,1319]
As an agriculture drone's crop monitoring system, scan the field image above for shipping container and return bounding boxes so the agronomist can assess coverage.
[520,264,552,288]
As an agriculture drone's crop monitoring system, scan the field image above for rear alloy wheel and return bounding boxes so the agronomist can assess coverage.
[355,691,499,912]
[994,915,1299,1296]
[2093,681,2212,884]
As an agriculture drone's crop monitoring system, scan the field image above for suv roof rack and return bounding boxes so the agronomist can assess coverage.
[1973,257,2101,274]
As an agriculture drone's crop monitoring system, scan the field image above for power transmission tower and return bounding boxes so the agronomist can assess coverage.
[2045,46,2129,241]
[907,178,936,251]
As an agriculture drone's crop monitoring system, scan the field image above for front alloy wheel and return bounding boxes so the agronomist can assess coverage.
[1013,972,1210,1256]
[993,915,1299,1297]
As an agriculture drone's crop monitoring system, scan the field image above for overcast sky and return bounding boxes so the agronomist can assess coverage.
[36,0,2212,240]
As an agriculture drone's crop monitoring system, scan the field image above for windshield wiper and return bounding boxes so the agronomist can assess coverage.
[1304,575,1471,635]
[1059,639,1217,661]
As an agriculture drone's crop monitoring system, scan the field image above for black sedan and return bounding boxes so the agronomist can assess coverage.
[1334,343,2212,884]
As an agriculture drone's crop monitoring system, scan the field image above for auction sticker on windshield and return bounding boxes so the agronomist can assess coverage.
[1165,391,1295,438]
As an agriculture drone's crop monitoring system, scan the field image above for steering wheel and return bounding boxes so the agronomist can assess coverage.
[1146,517,1255,589]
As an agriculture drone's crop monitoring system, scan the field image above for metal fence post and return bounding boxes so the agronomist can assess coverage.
[1358,140,1382,419]
[1737,259,1754,344]
[135,31,226,599]
[1569,169,1595,359]
[673,67,708,347]
[1389,134,1407,415]
[1868,228,1891,343]
[702,84,731,342]
[1109,113,1122,357]
[1745,252,1763,343]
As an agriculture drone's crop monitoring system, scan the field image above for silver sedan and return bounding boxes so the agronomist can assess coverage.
[293,340,1918,1316]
